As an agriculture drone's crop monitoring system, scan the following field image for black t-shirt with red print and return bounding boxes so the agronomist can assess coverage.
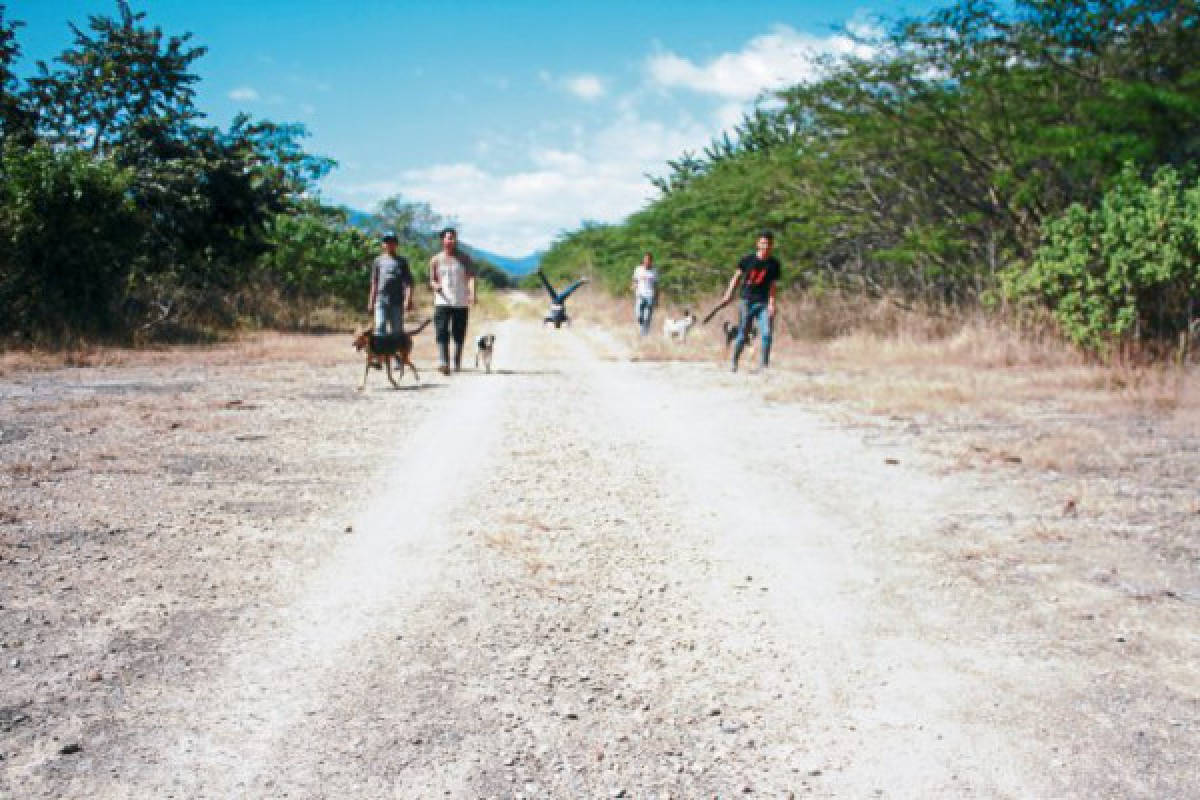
[737,253,781,304]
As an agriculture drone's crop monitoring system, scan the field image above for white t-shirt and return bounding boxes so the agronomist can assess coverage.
[430,251,473,307]
[632,265,657,300]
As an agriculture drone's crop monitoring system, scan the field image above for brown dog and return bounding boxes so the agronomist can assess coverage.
[353,319,431,390]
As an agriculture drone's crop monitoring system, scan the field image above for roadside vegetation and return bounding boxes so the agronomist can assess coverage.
[3,0,1198,367]
[0,1,507,346]
[539,0,1200,364]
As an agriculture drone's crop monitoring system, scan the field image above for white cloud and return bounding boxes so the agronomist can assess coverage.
[564,74,606,101]
[228,87,260,102]
[713,101,748,131]
[647,23,876,100]
[540,70,607,102]
[329,109,714,256]
[325,24,882,256]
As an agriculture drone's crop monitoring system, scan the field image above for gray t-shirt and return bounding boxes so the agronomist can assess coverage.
[372,254,412,304]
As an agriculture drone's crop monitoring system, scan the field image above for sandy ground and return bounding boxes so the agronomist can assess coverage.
[1,311,1198,798]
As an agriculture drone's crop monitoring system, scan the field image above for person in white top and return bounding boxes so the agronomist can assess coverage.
[429,227,476,374]
[631,251,658,336]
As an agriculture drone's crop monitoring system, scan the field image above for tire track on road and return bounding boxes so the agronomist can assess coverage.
[103,321,524,798]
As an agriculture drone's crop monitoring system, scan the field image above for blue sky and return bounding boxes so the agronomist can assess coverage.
[13,1,944,256]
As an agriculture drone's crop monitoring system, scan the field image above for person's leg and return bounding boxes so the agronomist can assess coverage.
[557,278,588,302]
[536,270,559,302]
[451,307,468,370]
[433,306,451,372]
[730,300,751,371]
[636,297,651,336]
[374,300,388,337]
[758,303,773,368]
[382,302,404,367]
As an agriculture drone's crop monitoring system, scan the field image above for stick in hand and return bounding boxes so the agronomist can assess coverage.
[702,299,731,325]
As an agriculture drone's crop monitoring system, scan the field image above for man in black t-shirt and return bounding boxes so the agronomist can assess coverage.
[717,231,781,372]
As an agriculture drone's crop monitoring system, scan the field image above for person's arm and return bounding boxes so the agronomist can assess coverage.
[537,269,556,300]
[767,281,778,319]
[367,262,378,313]
[463,254,477,305]
[402,262,414,312]
[719,268,742,306]
[429,257,440,296]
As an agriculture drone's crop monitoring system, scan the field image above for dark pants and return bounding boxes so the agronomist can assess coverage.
[434,305,469,368]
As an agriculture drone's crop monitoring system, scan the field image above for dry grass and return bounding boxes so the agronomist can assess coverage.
[580,288,1198,536]
[0,286,516,377]
[740,293,1200,421]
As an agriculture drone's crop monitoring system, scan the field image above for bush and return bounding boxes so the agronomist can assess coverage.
[0,143,141,341]
[1007,164,1200,355]
[254,206,375,324]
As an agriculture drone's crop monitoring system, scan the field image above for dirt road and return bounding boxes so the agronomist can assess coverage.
[2,317,1197,798]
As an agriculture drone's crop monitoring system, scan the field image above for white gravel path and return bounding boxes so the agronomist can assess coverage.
[5,316,1196,799]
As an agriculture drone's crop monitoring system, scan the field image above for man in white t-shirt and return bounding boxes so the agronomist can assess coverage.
[631,251,658,336]
[429,227,476,375]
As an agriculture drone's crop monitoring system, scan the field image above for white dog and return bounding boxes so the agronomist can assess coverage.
[662,310,696,342]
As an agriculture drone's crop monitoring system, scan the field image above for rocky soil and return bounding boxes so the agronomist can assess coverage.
[1,314,1197,798]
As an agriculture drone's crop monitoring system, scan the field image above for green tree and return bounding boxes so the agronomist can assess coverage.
[0,5,34,147]
[1007,164,1200,353]
[255,203,374,323]
[0,144,140,340]
[24,0,205,157]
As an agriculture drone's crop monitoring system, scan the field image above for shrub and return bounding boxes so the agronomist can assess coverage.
[0,143,141,341]
[1008,164,1200,356]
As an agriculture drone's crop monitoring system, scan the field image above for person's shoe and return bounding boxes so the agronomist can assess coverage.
[394,358,404,371]
[438,364,450,376]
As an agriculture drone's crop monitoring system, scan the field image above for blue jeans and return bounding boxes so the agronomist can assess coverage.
[635,296,654,336]
[731,300,772,370]
[374,300,401,337]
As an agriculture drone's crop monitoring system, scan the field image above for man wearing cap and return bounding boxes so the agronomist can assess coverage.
[367,232,413,341]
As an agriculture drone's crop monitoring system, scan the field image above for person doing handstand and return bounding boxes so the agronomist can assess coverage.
[537,269,589,328]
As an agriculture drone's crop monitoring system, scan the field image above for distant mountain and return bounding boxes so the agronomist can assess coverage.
[461,245,542,277]
[339,207,541,276]
[344,208,376,229]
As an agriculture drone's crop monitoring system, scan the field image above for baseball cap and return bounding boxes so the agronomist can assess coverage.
[381,231,398,242]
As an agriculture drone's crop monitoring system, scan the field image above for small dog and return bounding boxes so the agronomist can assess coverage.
[353,319,431,390]
[662,310,697,342]
[475,334,496,373]
[722,317,758,350]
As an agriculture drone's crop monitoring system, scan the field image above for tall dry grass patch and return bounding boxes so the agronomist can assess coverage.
[579,287,1198,430]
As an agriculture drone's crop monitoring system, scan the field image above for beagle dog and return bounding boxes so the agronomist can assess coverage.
[353,319,431,390]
